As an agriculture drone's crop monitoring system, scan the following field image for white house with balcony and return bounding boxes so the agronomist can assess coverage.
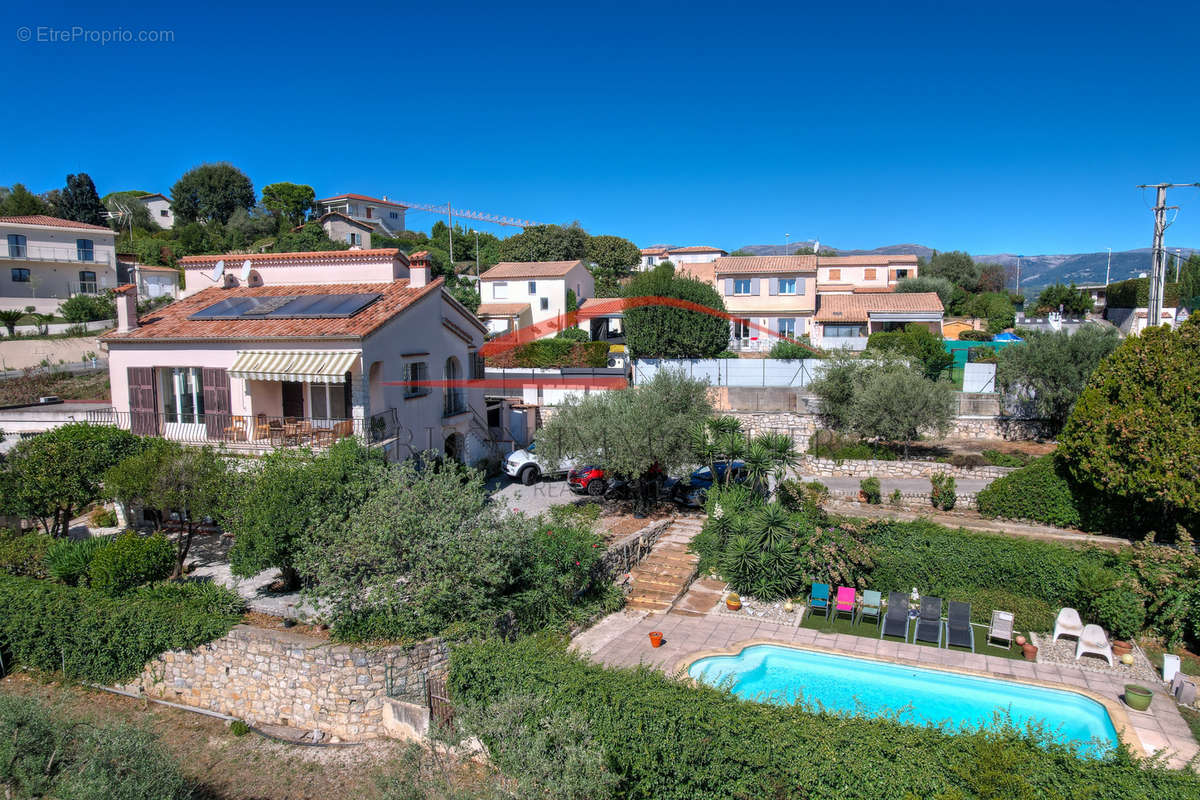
[639,245,727,271]
[0,215,117,305]
[476,260,594,337]
[316,193,407,236]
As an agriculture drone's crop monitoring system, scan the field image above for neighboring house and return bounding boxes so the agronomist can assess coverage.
[639,245,727,271]
[811,292,944,350]
[316,193,407,236]
[180,248,410,299]
[132,263,180,301]
[100,250,490,464]
[942,317,986,340]
[0,215,117,301]
[136,193,175,229]
[1076,283,1107,310]
[712,255,818,352]
[816,255,918,293]
[316,211,373,249]
[476,260,594,336]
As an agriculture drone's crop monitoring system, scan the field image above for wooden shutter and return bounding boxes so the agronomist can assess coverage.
[127,367,159,436]
[829,269,841,281]
[865,268,876,280]
[201,368,231,440]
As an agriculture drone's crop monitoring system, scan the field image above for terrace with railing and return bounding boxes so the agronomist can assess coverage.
[85,409,375,452]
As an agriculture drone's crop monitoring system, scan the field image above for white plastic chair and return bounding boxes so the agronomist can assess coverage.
[1053,607,1084,643]
[1075,624,1114,667]
[987,610,1014,649]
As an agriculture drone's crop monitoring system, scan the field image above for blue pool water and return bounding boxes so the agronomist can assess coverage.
[688,645,1118,753]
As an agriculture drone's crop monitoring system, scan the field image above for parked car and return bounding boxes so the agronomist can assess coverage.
[602,464,669,500]
[503,442,573,486]
[567,464,609,496]
[672,461,749,507]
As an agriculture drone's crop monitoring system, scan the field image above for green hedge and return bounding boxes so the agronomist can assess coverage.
[86,532,174,595]
[1106,277,1180,309]
[449,637,1199,800]
[511,339,608,368]
[0,575,243,683]
[943,585,1057,632]
[975,455,1084,529]
[0,532,50,579]
[864,519,1109,607]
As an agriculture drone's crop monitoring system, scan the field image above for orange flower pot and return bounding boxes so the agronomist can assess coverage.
[649,631,664,648]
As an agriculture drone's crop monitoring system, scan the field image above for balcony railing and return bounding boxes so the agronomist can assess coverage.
[2,245,111,265]
[85,409,366,448]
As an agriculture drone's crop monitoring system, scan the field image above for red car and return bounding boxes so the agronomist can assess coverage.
[567,465,608,496]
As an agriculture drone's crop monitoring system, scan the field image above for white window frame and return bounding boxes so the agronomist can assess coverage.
[528,280,537,294]
[493,282,508,300]
[733,318,752,342]
[778,278,796,295]
[734,279,751,295]
[777,318,796,339]
[403,361,430,398]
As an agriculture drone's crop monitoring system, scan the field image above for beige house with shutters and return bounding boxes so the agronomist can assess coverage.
[712,255,818,352]
[816,254,919,293]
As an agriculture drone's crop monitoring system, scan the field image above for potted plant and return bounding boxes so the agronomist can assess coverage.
[1123,684,1154,711]
[649,631,664,648]
[726,592,742,611]
[1022,642,1038,661]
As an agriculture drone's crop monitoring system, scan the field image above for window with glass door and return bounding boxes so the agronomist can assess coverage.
[540,297,549,311]
[159,367,205,424]
[403,361,429,397]
[895,269,910,279]
[528,281,537,294]
[823,323,867,338]
[76,239,94,262]
[733,318,752,343]
[734,279,751,295]
[777,318,796,339]
[309,381,349,420]
[778,278,796,294]
[7,234,26,258]
[78,270,97,294]
[443,357,465,416]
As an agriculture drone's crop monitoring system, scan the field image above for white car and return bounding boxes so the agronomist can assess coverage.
[503,442,574,485]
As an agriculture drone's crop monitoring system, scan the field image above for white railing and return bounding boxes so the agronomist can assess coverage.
[1,245,112,265]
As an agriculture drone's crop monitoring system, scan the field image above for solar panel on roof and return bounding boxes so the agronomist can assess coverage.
[189,293,383,321]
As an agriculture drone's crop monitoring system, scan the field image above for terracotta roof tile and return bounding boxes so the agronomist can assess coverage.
[180,249,405,266]
[476,302,531,316]
[852,286,896,293]
[713,255,817,274]
[817,254,920,266]
[317,193,408,207]
[669,245,726,254]
[815,292,943,322]
[102,279,442,342]
[479,260,586,279]
[0,214,113,232]
[640,246,669,255]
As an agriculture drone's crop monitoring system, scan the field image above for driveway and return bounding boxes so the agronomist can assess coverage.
[487,475,598,516]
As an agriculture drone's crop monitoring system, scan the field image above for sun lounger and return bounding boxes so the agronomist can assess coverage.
[915,596,943,647]
[1053,607,1084,643]
[858,590,883,626]
[945,600,974,652]
[987,610,1014,649]
[880,591,910,640]
[808,583,831,620]
[1075,623,1114,667]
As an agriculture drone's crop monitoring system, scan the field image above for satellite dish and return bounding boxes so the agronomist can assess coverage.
[209,259,226,283]
[240,259,253,281]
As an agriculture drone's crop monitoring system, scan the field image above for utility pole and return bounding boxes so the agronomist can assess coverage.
[1105,247,1111,288]
[1177,248,1183,282]
[1136,183,1199,326]
[474,230,480,276]
[1015,255,1022,295]
[784,233,790,256]
[447,202,453,270]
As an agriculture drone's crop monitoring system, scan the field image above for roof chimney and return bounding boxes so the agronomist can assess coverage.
[114,284,138,332]
[408,250,430,288]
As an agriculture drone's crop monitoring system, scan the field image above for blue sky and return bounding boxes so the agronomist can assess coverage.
[3,0,1199,255]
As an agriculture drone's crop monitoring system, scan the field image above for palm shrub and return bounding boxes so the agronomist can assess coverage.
[930,473,957,510]
[86,532,174,595]
[859,477,882,504]
[45,537,109,586]
[0,309,22,336]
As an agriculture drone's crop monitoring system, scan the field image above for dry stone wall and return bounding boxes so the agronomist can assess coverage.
[117,625,447,741]
[798,455,1013,481]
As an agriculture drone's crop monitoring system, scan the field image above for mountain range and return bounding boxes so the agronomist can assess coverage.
[734,243,1198,291]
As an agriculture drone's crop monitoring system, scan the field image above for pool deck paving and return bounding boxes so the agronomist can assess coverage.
[571,609,1199,770]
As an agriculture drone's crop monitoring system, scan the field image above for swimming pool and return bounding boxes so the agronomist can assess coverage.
[688,645,1119,752]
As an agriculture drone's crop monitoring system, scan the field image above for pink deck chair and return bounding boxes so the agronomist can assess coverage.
[834,586,857,623]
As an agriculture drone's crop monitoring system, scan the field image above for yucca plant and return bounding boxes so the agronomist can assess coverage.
[0,309,22,336]
[721,534,758,589]
[752,504,795,549]
[45,537,109,586]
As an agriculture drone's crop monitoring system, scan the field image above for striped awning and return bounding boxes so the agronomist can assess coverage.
[228,350,360,383]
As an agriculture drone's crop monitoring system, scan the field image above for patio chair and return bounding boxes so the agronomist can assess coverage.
[1053,608,1085,643]
[857,590,883,626]
[945,600,974,652]
[808,583,831,620]
[223,415,248,442]
[880,591,910,640]
[1075,624,1114,667]
[914,596,943,647]
[254,413,270,440]
[333,420,354,440]
[833,586,857,623]
[986,610,1014,649]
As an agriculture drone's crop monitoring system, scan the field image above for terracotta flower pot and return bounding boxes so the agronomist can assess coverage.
[1022,643,1038,662]
[649,631,664,648]
[1015,634,1027,647]
[726,598,742,611]
[858,491,868,502]
[1112,640,1133,657]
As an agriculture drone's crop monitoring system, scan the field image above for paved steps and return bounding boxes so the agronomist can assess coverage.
[670,577,728,617]
[625,517,704,612]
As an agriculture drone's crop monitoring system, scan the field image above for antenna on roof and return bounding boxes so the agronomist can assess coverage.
[209,260,226,284]
[240,259,253,282]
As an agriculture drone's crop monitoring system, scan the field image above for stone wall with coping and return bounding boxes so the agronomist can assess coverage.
[798,455,1013,481]
[601,519,671,579]
[826,488,978,513]
[117,625,447,742]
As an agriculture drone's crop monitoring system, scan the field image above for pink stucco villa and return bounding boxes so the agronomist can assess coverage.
[99,249,490,463]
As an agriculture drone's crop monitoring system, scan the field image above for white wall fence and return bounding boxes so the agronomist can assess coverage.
[633,358,827,388]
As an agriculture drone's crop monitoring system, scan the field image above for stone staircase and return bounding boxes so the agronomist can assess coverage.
[625,517,705,612]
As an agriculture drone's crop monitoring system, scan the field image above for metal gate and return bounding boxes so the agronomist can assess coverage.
[426,675,454,728]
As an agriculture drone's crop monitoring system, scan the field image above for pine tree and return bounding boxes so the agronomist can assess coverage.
[59,173,106,226]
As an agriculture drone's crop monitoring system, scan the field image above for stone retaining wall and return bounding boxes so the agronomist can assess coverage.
[117,625,448,742]
[600,519,671,578]
[798,455,1013,481]
[725,409,1048,450]
[827,488,977,513]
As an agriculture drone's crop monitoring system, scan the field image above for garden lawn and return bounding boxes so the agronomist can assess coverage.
[799,606,1027,660]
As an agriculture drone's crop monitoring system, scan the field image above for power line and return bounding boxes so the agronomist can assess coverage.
[1135,182,1200,325]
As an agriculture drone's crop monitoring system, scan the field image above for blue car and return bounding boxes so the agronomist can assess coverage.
[672,461,749,507]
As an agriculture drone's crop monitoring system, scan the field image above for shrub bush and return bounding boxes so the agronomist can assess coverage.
[930,473,957,510]
[59,293,116,323]
[967,345,998,363]
[88,506,118,527]
[957,329,992,342]
[0,531,51,578]
[449,637,1200,800]
[975,455,1083,528]
[807,430,897,462]
[947,453,987,469]
[0,694,191,800]
[556,327,590,342]
[0,574,243,683]
[981,449,1033,468]
[45,537,109,586]
[859,477,881,504]
[776,479,830,519]
[86,532,174,595]
[508,339,608,368]
[942,585,1057,632]
[1092,588,1147,641]
[767,339,812,359]
[889,488,902,505]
